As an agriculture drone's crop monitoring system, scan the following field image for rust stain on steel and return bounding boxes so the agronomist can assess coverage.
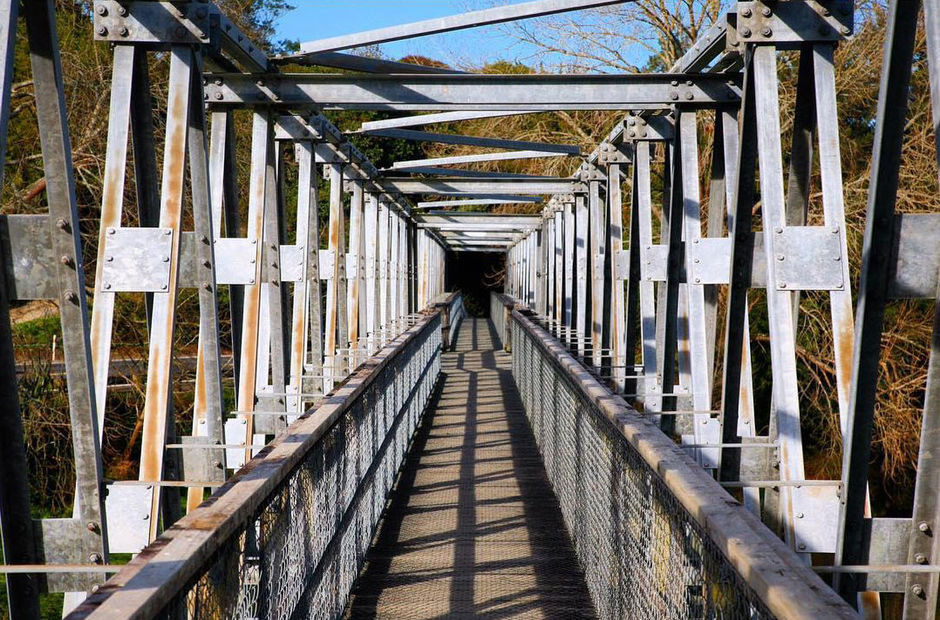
[140,69,189,541]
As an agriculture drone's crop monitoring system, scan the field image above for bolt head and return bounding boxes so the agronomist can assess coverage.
[797,512,804,519]
[761,27,772,37]
[780,282,788,289]
[86,521,98,533]
[912,584,925,597]
[741,27,752,38]
[88,553,102,564]
[761,7,772,17]
[741,7,752,17]
[798,543,806,550]
[919,521,931,533]
[97,25,108,36]
[96,5,107,15]
[915,553,928,564]
[840,25,851,35]
[119,26,129,37]
[670,92,679,101]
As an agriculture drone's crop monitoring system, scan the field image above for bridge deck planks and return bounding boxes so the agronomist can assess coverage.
[346,318,595,619]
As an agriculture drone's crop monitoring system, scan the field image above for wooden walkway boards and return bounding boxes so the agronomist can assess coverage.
[346,318,595,619]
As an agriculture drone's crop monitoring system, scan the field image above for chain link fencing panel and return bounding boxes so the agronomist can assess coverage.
[92,315,446,620]
[511,315,774,620]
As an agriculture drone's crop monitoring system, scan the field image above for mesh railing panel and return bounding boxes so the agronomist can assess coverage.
[511,317,773,620]
[160,315,442,620]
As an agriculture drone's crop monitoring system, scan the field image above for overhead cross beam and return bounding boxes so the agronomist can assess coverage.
[285,0,631,56]
[204,73,742,111]
[387,149,577,170]
[417,198,543,208]
[278,52,464,74]
[361,128,580,154]
[382,178,580,195]
[359,110,543,131]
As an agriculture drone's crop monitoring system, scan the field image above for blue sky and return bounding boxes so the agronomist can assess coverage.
[275,1,545,69]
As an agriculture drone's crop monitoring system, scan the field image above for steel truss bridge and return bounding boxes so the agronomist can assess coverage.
[0,0,937,618]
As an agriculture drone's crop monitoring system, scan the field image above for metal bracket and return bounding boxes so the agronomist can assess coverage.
[622,114,674,141]
[177,436,226,484]
[688,237,732,285]
[889,213,940,299]
[319,249,336,280]
[772,226,845,291]
[93,1,215,45]
[727,1,854,49]
[35,518,105,592]
[579,165,605,183]
[0,214,56,301]
[597,143,631,165]
[100,227,174,293]
[279,245,305,283]
[791,484,842,553]
[643,245,668,282]
[104,484,151,555]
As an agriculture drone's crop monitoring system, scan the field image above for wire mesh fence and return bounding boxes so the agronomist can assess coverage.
[75,313,442,620]
[511,312,779,620]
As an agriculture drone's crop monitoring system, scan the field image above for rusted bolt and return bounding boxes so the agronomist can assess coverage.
[915,553,928,564]
[97,25,108,37]
[760,27,772,37]
[912,584,925,597]
[89,553,103,564]
[740,7,752,17]
[57,218,70,231]
[60,255,74,267]
[65,291,79,304]
[761,6,772,17]
[86,521,99,533]
[740,27,752,38]
[96,5,108,15]
[119,26,129,37]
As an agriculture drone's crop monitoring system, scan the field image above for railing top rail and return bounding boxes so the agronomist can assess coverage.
[509,309,856,620]
[69,310,443,619]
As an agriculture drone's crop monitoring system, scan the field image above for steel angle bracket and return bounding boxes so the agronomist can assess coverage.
[621,114,674,141]
[772,226,845,291]
[727,1,854,50]
[597,143,631,166]
[100,227,174,293]
[93,1,216,46]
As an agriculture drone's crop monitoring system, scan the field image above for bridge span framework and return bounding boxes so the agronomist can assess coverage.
[0,0,936,618]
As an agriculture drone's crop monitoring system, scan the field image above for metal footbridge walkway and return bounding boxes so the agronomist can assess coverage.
[1,1,938,618]
[346,318,594,618]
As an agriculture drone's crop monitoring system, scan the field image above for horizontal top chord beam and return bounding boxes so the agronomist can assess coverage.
[387,149,576,170]
[204,73,742,111]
